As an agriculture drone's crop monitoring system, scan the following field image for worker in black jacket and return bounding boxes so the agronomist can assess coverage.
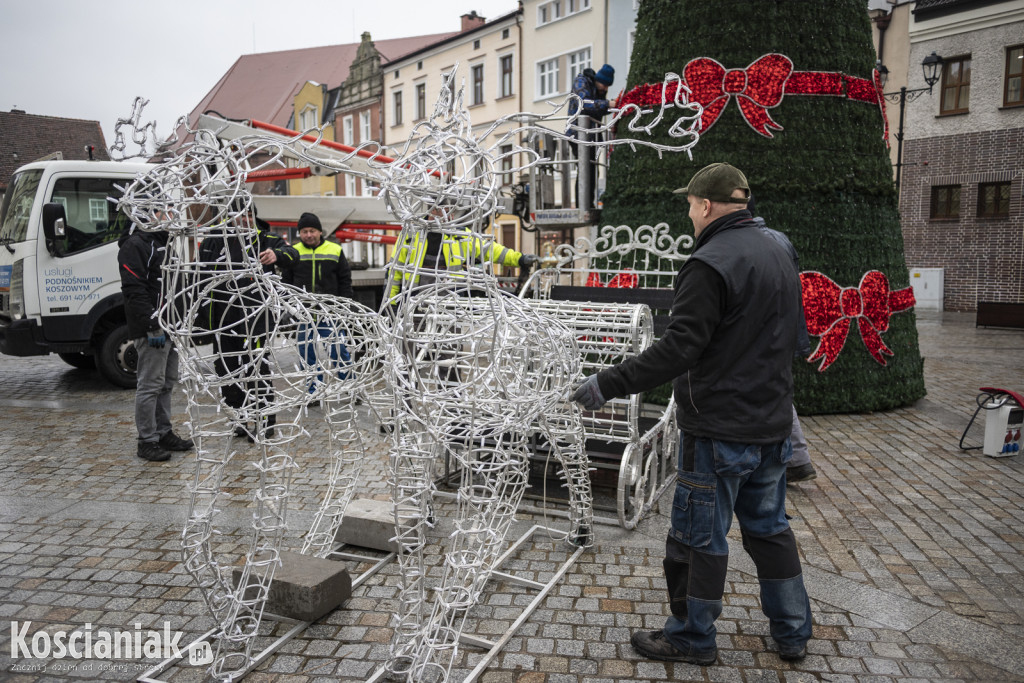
[572,163,811,666]
[279,212,353,392]
[118,221,194,462]
[197,207,298,439]
[281,212,354,298]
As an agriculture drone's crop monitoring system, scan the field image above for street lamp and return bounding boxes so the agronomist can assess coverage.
[878,52,944,192]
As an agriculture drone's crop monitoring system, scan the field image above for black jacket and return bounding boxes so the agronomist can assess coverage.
[118,228,168,339]
[196,226,298,332]
[281,237,354,299]
[596,210,801,443]
[754,217,811,357]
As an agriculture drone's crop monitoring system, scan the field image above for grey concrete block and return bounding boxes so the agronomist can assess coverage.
[233,550,351,622]
[334,498,398,552]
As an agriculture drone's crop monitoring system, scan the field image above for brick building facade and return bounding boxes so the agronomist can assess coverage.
[901,127,1023,310]
[899,0,1024,312]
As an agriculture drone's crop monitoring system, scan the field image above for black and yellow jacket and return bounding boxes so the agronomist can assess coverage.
[386,229,523,302]
[281,237,354,299]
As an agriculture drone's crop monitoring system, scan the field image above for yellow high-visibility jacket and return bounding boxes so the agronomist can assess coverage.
[387,229,523,301]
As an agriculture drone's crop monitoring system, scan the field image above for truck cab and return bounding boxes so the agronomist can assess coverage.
[0,159,155,387]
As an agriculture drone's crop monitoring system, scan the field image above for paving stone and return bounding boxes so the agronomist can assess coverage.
[2,315,1024,682]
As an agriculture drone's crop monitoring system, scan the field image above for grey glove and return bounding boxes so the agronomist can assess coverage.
[146,328,166,348]
[519,253,539,269]
[571,374,606,411]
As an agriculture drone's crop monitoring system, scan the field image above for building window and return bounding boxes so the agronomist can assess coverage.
[342,115,354,146]
[88,198,107,222]
[345,174,357,197]
[415,83,426,120]
[539,0,586,25]
[362,179,376,197]
[417,61,423,70]
[1005,44,1024,107]
[930,185,961,219]
[500,144,514,186]
[538,58,559,97]
[392,91,402,125]
[300,105,318,130]
[359,110,371,142]
[569,48,592,82]
[500,54,514,98]
[473,39,481,50]
[502,28,509,40]
[472,63,485,105]
[978,182,1011,217]
[940,55,971,115]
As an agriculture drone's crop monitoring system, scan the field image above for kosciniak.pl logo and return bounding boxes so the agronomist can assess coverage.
[9,621,213,665]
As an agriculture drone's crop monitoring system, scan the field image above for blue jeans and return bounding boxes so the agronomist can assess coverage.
[298,320,350,389]
[663,431,811,654]
[133,339,178,443]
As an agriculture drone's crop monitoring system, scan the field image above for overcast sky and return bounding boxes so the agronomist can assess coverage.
[0,0,519,147]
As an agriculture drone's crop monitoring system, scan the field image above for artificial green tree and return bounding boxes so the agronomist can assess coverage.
[601,0,926,414]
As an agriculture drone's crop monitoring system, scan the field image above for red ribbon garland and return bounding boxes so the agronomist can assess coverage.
[619,53,887,140]
[800,270,916,372]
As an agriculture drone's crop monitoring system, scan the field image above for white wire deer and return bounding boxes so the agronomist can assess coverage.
[113,118,387,682]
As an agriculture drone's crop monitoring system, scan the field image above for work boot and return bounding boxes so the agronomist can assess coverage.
[630,630,717,665]
[158,431,194,451]
[786,463,817,485]
[778,642,808,661]
[137,441,171,462]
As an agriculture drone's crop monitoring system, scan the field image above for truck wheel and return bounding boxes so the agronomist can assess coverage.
[98,324,138,389]
[58,352,96,370]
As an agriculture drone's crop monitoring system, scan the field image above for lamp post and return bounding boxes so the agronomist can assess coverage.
[877,51,944,192]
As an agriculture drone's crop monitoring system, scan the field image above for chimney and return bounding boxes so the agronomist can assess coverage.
[461,11,485,32]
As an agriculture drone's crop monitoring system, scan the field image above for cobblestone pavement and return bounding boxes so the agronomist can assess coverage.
[0,312,1022,682]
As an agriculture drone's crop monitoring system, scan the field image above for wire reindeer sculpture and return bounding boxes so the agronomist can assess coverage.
[112,111,387,682]
[113,65,701,681]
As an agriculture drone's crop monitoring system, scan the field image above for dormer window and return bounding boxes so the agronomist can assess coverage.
[300,105,318,130]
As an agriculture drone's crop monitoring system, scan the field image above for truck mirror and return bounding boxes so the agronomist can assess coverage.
[42,202,67,256]
[42,202,67,239]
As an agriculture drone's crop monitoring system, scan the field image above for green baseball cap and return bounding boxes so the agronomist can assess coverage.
[673,162,750,204]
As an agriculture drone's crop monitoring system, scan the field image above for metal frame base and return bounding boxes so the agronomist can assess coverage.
[138,545,396,683]
[365,524,585,683]
[136,615,308,683]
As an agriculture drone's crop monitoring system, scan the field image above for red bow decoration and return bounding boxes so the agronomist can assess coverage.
[684,54,793,137]
[617,54,887,142]
[801,270,916,371]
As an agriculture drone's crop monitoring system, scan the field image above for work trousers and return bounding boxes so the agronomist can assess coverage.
[214,332,274,415]
[298,320,351,390]
[789,405,812,468]
[133,339,178,443]
[663,431,812,656]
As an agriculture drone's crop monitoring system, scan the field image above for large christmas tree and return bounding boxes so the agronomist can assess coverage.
[601,0,926,414]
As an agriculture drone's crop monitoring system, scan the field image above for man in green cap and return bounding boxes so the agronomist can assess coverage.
[571,162,811,665]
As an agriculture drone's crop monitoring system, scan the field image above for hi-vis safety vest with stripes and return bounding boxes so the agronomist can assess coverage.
[293,239,344,294]
[387,230,523,301]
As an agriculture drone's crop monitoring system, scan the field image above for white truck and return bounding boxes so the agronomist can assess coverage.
[0,156,393,387]
[0,159,156,387]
